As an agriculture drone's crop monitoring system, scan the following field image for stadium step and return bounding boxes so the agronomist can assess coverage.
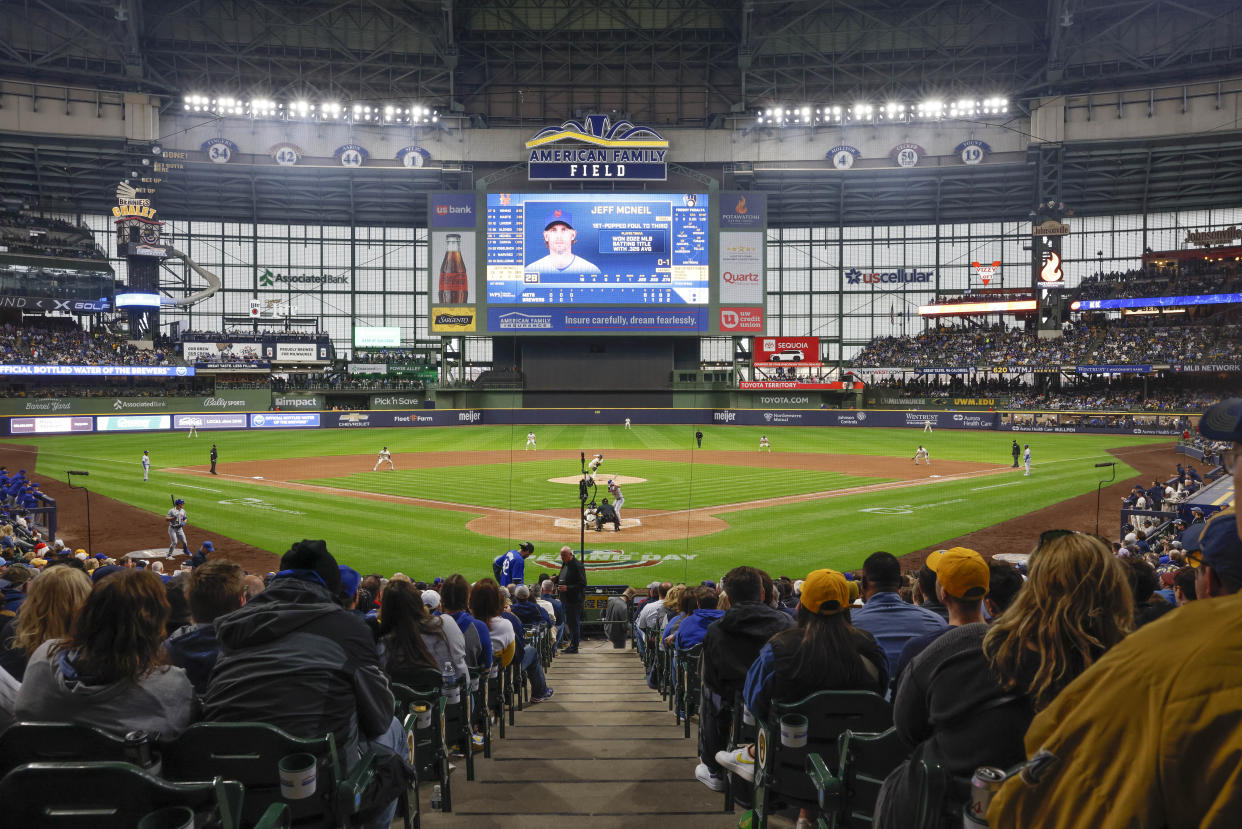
[413,640,736,829]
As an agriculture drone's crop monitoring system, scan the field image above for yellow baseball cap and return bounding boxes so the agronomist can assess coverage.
[799,569,851,616]
[928,546,990,600]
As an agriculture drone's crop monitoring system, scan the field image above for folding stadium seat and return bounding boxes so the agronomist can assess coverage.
[0,760,288,828]
[677,644,704,738]
[392,675,453,813]
[748,690,893,829]
[806,727,910,828]
[0,721,147,777]
[724,693,757,812]
[468,664,494,757]
[161,721,407,828]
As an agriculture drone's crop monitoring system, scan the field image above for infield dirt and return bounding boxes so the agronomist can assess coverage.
[1,441,1179,577]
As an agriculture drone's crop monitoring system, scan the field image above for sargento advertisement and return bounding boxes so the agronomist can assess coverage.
[755,337,821,366]
[485,193,709,308]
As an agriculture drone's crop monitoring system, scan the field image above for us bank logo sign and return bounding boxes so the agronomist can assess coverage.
[525,115,669,180]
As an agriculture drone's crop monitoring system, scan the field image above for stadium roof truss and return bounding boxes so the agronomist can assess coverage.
[1,1,1240,124]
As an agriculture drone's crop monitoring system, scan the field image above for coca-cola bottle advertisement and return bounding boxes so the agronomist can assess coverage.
[432,231,475,305]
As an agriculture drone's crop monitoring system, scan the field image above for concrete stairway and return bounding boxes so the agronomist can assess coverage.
[415,639,736,829]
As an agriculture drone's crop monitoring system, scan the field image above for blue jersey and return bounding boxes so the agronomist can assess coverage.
[494,549,525,586]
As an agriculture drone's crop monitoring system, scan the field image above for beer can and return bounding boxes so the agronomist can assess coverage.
[968,766,1006,823]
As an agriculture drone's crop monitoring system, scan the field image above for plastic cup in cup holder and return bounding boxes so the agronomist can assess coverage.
[137,805,195,829]
[780,713,809,748]
[445,685,461,704]
[415,703,433,729]
[278,752,318,800]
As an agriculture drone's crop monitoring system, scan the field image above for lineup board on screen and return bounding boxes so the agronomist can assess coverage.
[485,193,709,306]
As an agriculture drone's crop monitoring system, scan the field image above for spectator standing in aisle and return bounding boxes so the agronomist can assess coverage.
[557,546,587,653]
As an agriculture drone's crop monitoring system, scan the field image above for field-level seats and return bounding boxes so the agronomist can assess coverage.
[0,760,288,829]
[676,643,703,737]
[806,728,910,828]
[161,721,409,829]
[749,690,893,829]
[392,673,453,813]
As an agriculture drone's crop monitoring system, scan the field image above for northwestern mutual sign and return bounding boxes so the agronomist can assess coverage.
[526,115,668,181]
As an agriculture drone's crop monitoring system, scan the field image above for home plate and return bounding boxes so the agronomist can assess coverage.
[548,475,646,485]
[553,517,643,530]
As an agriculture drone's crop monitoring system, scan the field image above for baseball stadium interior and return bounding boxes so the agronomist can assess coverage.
[2,1,1242,827]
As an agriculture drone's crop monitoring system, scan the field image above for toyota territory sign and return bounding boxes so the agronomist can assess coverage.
[755,337,820,366]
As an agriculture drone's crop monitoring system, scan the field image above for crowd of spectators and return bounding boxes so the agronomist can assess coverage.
[352,349,432,365]
[179,329,327,343]
[1075,262,1240,302]
[277,373,425,392]
[851,320,1242,369]
[0,320,170,366]
[0,212,105,261]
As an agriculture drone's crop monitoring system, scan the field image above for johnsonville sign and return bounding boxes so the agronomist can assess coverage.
[526,115,669,180]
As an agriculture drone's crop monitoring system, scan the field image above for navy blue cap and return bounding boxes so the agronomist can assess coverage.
[92,564,124,583]
[338,565,361,600]
[1199,399,1242,441]
[1199,512,1242,584]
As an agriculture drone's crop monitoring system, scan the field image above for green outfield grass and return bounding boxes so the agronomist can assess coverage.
[7,424,1173,584]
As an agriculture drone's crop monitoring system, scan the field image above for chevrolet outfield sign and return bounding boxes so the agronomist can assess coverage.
[525,115,669,180]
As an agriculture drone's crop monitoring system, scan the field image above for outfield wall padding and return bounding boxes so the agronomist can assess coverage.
[2,405,1186,437]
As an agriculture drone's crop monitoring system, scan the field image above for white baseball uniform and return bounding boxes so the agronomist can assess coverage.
[914,447,930,466]
[374,448,394,471]
[588,455,603,474]
[525,432,537,450]
[187,422,197,437]
[923,420,933,433]
[624,418,631,430]
[759,436,771,452]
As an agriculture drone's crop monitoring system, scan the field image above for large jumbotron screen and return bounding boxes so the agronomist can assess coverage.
[485,193,709,306]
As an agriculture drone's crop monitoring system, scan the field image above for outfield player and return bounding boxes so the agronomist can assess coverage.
[1024,444,1032,476]
[607,478,625,520]
[525,431,537,450]
[493,541,534,587]
[141,450,150,482]
[624,417,632,430]
[187,421,197,438]
[166,498,189,558]
[759,435,771,452]
[913,445,930,466]
[374,446,395,471]
[923,419,933,434]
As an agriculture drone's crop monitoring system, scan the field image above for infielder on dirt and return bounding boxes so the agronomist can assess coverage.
[913,445,930,466]
[374,447,395,471]
[166,498,189,558]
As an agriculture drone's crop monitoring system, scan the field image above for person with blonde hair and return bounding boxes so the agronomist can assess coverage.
[874,531,1133,829]
[1,564,92,681]
[16,569,193,737]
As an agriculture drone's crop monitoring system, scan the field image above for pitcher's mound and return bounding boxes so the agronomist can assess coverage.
[548,474,647,484]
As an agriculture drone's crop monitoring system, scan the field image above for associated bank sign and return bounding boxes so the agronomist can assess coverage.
[845,267,933,287]
[525,115,668,180]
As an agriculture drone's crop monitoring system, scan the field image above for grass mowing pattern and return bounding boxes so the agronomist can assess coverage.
[8,424,1173,583]
[301,460,889,511]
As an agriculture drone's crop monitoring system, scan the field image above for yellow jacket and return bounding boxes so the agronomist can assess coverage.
[989,590,1242,828]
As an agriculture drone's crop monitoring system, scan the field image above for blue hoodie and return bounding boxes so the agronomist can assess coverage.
[674,608,725,649]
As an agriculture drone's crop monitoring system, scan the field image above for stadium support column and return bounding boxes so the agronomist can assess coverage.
[1031,144,1067,340]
